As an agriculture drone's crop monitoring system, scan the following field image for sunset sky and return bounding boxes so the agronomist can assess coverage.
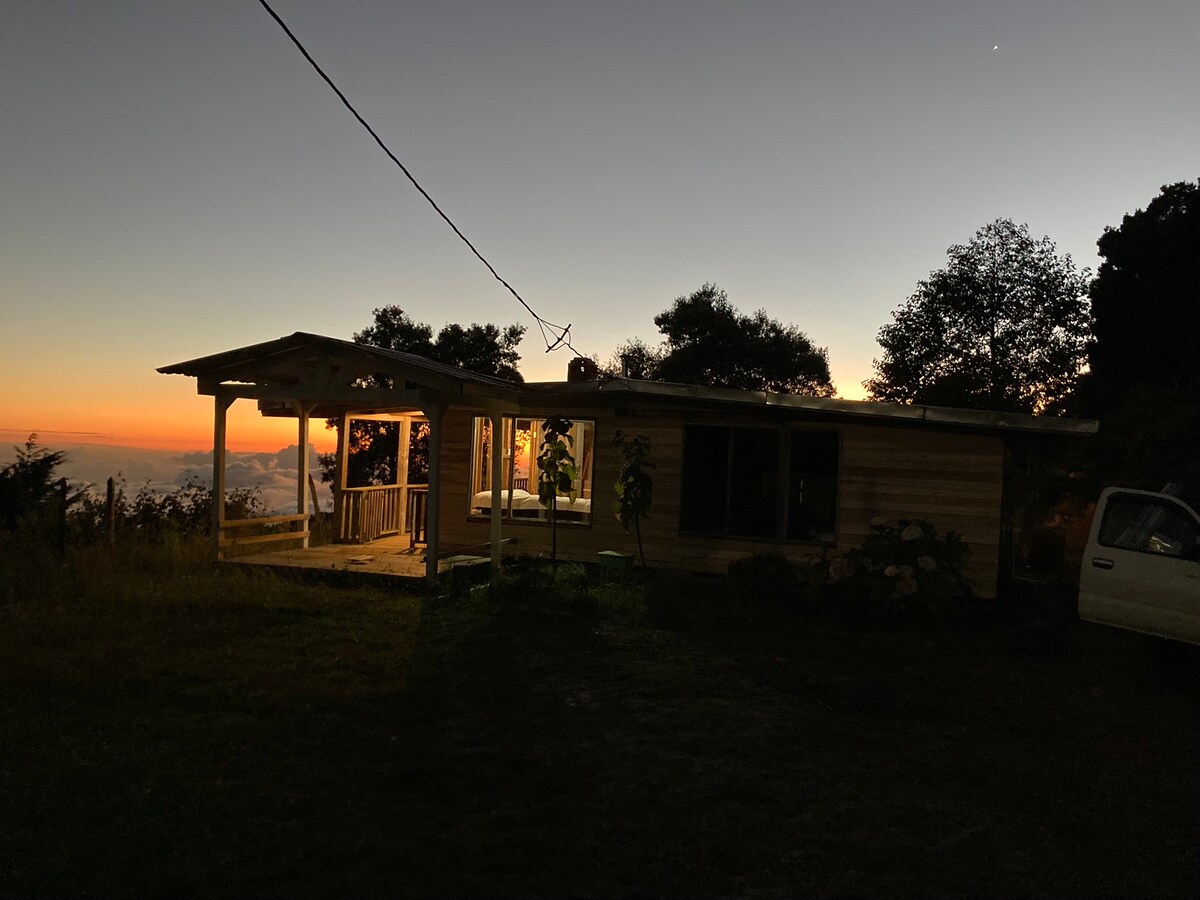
[3,0,1198,455]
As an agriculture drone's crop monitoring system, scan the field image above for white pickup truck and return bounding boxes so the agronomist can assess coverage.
[1078,487,1200,645]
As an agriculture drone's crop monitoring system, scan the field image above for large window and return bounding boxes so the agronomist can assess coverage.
[469,417,594,523]
[680,425,838,543]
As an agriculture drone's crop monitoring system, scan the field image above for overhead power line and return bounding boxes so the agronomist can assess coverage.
[256,0,578,356]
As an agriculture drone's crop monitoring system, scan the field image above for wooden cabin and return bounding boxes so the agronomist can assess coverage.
[159,332,1097,597]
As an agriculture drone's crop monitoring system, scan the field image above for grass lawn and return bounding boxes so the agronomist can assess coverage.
[1,539,1198,897]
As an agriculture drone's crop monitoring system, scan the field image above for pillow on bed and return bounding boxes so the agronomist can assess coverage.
[515,495,592,513]
[470,488,530,508]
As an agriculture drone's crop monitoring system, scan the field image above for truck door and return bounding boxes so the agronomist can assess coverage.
[1079,489,1200,644]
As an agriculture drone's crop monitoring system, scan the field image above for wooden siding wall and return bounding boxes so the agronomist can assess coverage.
[437,407,1004,598]
[837,423,1003,597]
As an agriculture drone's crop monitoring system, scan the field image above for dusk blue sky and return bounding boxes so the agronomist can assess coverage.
[3,0,1197,452]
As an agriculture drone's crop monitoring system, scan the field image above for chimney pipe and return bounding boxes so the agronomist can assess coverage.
[567,356,599,383]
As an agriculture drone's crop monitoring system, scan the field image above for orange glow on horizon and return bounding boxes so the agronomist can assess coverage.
[2,397,337,455]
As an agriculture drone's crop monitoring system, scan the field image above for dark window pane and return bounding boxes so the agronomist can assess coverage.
[681,426,731,534]
[787,431,839,542]
[728,428,780,538]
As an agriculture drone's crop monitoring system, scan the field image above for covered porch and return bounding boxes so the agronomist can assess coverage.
[158,332,522,582]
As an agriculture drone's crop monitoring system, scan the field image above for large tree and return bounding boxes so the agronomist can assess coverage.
[354,306,525,383]
[611,284,834,396]
[1084,181,1200,496]
[865,219,1090,413]
[1089,180,1200,398]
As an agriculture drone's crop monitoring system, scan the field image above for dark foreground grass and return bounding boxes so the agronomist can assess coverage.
[1,540,1198,897]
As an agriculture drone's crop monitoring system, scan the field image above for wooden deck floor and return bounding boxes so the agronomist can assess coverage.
[226,535,488,580]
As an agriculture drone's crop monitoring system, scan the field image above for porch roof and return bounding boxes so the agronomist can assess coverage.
[158,331,521,412]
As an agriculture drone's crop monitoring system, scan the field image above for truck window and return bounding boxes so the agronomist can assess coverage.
[1098,493,1200,558]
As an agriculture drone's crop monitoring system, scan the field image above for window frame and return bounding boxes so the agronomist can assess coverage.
[467,415,595,527]
[1098,491,1200,559]
[679,423,840,545]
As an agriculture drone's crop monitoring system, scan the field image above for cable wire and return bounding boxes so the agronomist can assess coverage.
[256,0,578,355]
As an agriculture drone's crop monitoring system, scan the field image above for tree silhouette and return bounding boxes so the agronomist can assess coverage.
[537,416,577,569]
[866,219,1090,413]
[1089,180,1200,399]
[353,306,525,384]
[613,431,654,568]
[610,284,834,395]
[0,435,67,529]
[1083,181,1200,497]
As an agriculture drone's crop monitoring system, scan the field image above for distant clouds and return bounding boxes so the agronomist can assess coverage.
[2,441,334,515]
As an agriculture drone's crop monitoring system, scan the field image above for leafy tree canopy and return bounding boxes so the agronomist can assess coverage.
[610,284,834,396]
[354,306,526,383]
[1089,180,1200,399]
[1079,181,1200,496]
[606,337,664,382]
[865,219,1090,414]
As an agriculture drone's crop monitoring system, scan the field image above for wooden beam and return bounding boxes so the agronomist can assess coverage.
[209,382,428,408]
[294,401,312,549]
[222,513,310,528]
[212,395,235,560]
[396,414,411,532]
[425,403,447,584]
[333,413,349,542]
[218,530,310,549]
[489,409,504,571]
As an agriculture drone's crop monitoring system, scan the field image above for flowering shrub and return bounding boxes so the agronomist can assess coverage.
[828,517,970,620]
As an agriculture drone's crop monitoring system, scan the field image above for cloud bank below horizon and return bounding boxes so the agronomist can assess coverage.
[4,441,335,515]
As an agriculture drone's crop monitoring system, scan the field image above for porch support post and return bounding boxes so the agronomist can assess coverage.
[293,402,313,549]
[489,408,504,571]
[397,414,411,532]
[212,394,235,560]
[425,402,448,584]
[333,413,349,542]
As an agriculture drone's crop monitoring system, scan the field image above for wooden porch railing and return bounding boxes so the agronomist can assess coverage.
[217,513,311,559]
[338,485,408,543]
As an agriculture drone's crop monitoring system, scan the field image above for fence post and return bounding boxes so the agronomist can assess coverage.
[57,477,68,555]
[106,477,116,545]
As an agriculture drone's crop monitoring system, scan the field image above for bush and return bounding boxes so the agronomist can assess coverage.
[71,478,264,543]
[828,518,970,623]
[0,436,71,531]
[471,558,596,617]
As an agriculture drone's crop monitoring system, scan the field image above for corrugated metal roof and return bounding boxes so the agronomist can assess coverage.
[524,376,1099,436]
